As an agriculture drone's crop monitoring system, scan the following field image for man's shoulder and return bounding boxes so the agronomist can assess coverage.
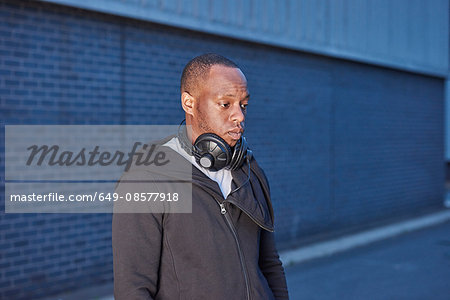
[249,156,270,187]
[113,135,193,214]
[117,134,192,181]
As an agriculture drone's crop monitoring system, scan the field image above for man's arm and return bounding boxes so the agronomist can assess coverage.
[112,212,163,300]
[112,170,164,300]
[251,160,289,298]
[259,229,289,299]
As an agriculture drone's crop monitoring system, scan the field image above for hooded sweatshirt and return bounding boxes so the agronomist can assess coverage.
[112,136,289,300]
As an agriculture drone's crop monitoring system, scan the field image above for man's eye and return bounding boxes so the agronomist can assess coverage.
[241,104,248,109]
[220,103,229,108]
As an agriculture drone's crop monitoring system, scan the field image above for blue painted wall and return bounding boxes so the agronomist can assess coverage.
[0,0,445,298]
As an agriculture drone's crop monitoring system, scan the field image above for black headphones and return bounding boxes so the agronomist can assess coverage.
[178,122,252,171]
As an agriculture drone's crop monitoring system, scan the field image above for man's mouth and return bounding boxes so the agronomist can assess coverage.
[227,130,242,140]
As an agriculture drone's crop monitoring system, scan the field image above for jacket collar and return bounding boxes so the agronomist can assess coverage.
[190,158,274,232]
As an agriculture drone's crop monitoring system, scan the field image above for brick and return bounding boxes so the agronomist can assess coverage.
[0,0,445,297]
[2,288,21,299]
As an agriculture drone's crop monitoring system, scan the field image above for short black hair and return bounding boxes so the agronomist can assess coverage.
[180,53,239,95]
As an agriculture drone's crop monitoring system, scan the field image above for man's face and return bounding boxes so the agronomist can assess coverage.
[185,65,249,147]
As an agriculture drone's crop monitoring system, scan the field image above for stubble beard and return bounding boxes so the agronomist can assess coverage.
[195,107,216,136]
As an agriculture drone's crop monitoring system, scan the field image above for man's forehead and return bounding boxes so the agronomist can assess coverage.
[206,66,247,90]
[192,64,248,98]
[221,92,250,100]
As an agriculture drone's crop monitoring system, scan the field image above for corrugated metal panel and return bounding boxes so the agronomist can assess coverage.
[38,0,448,77]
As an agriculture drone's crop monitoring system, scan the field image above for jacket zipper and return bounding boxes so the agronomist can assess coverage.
[215,198,251,300]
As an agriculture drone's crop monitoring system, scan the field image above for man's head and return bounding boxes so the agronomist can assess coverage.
[180,53,249,147]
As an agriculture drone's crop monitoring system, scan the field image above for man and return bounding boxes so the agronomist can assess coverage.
[112,53,289,299]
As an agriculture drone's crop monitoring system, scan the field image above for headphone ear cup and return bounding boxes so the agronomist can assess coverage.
[230,136,248,171]
[194,133,232,171]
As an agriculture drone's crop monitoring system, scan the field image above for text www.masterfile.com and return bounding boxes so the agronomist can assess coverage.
[9,192,180,202]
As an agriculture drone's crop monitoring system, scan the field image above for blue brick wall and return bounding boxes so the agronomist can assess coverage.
[0,0,445,298]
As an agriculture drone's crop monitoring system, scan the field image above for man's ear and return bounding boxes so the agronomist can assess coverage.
[181,92,195,116]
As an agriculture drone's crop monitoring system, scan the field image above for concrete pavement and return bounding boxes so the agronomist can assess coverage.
[285,219,450,300]
[46,209,450,300]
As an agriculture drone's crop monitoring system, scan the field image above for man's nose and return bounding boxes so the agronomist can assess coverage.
[230,104,245,124]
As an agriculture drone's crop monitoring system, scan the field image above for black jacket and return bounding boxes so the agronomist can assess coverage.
[112,140,289,300]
